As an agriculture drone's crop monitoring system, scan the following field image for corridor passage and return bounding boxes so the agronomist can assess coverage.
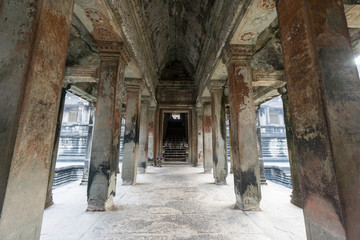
[41,166,306,240]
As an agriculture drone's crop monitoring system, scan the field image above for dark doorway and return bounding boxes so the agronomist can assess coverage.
[162,113,189,162]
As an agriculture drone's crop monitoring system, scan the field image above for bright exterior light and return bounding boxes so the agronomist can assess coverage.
[355,56,360,65]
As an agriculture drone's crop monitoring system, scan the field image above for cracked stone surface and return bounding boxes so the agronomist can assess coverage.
[41,165,306,240]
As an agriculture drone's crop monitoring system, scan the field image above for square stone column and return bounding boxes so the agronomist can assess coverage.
[147,105,157,166]
[87,41,128,211]
[196,106,204,166]
[281,93,302,208]
[45,89,67,208]
[81,104,96,185]
[209,80,228,184]
[223,45,261,210]
[201,98,213,173]
[121,78,142,185]
[138,97,150,173]
[0,0,74,238]
[276,1,360,239]
[255,109,267,185]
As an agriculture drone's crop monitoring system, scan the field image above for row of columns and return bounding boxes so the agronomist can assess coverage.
[1,0,359,239]
[196,1,360,239]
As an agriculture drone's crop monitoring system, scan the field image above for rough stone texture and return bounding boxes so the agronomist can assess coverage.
[138,98,150,173]
[202,101,213,173]
[122,79,142,185]
[87,45,126,211]
[209,81,228,184]
[45,89,67,208]
[255,110,267,185]
[142,0,215,77]
[281,93,302,208]
[81,105,95,185]
[147,106,156,165]
[0,0,74,238]
[277,0,360,239]
[224,45,261,211]
[196,108,204,166]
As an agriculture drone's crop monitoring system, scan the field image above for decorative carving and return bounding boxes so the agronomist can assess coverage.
[239,32,255,42]
[346,6,360,28]
[85,8,107,24]
[77,0,96,6]
[258,0,275,10]
[93,25,116,41]
[97,41,130,64]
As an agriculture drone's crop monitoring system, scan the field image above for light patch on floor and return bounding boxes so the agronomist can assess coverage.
[41,165,306,240]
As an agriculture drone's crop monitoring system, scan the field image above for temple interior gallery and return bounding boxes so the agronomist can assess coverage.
[1,0,360,239]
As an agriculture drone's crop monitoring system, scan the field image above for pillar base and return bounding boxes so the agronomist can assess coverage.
[87,197,114,212]
[235,194,261,211]
[138,168,146,174]
[122,179,135,185]
[204,169,212,174]
[80,179,88,186]
[290,195,303,208]
[45,198,54,209]
[215,179,227,185]
[260,178,267,185]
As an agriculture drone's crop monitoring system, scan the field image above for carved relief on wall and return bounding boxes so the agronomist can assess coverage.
[85,8,107,24]
[257,0,275,10]
[158,89,195,104]
[346,5,360,28]
[239,32,255,42]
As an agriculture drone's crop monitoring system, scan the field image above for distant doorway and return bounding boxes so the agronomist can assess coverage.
[162,113,189,162]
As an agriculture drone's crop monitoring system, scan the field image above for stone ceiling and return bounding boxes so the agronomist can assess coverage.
[142,0,215,79]
[64,0,360,104]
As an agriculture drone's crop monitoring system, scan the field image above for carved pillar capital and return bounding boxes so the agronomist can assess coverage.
[200,96,211,106]
[222,44,254,67]
[141,96,150,105]
[208,79,226,93]
[97,41,130,67]
[124,78,143,92]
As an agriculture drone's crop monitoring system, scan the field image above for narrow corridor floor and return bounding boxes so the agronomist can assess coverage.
[41,165,306,240]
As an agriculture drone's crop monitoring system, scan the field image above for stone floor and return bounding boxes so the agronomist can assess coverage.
[41,165,306,240]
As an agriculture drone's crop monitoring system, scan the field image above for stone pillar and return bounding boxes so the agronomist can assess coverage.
[281,93,302,207]
[138,97,150,173]
[196,107,204,166]
[81,104,95,185]
[191,107,197,166]
[87,42,127,211]
[223,45,261,211]
[0,0,74,238]
[256,109,267,185]
[202,99,213,173]
[147,106,156,166]
[209,80,228,184]
[277,1,360,238]
[121,79,142,185]
[45,89,67,208]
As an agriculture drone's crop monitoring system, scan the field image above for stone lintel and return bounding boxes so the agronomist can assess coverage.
[222,44,255,66]
[208,79,226,92]
[63,65,99,87]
